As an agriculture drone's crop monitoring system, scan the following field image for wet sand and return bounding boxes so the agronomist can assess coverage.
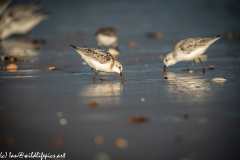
[1,0,240,160]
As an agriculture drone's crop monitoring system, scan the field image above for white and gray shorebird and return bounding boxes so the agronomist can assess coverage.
[95,27,119,51]
[0,13,49,39]
[70,45,125,81]
[0,2,41,26]
[162,35,220,72]
[0,2,49,39]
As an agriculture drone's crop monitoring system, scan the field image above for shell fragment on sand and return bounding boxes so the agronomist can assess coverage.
[47,67,57,70]
[212,78,227,83]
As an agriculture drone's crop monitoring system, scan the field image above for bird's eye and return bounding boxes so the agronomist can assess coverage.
[119,67,121,69]
[165,59,168,62]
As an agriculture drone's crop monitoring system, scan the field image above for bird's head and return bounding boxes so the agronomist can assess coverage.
[162,52,177,71]
[163,52,177,67]
[113,61,125,80]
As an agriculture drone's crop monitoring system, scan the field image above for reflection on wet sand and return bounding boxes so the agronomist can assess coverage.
[164,72,211,95]
[0,38,44,62]
[80,82,123,105]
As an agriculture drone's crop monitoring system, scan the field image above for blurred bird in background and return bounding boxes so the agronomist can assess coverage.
[95,27,120,57]
[0,0,49,40]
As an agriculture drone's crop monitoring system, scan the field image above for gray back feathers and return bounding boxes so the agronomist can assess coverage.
[175,36,220,54]
[75,47,115,64]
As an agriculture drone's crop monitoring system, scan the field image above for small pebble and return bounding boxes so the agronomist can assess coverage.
[6,64,18,72]
[146,32,163,39]
[59,118,67,125]
[155,33,163,39]
[188,70,193,73]
[95,153,110,160]
[94,135,104,145]
[89,101,99,107]
[68,32,77,38]
[209,65,215,70]
[128,41,137,47]
[227,32,234,39]
[125,115,149,123]
[6,64,18,70]
[115,138,128,149]
[47,67,57,70]
[52,137,65,147]
[141,98,145,102]
[82,62,87,65]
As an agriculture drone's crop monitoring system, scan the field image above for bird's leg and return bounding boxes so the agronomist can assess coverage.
[198,58,206,72]
[91,68,96,82]
[188,59,195,71]
[95,70,104,81]
[120,72,125,81]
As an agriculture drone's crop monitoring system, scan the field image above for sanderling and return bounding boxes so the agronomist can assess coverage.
[70,45,125,81]
[162,35,220,72]
[0,2,41,26]
[95,27,119,51]
[0,13,49,39]
[0,2,48,39]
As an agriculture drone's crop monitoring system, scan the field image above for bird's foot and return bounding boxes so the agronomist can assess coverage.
[161,65,166,72]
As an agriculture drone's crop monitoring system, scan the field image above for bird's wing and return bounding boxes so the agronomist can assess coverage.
[174,37,218,55]
[2,3,41,19]
[77,47,114,64]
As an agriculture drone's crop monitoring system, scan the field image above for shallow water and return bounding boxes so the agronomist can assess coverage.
[1,0,240,160]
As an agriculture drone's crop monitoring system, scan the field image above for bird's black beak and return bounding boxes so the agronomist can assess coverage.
[120,72,125,80]
[162,65,167,72]
[70,45,76,49]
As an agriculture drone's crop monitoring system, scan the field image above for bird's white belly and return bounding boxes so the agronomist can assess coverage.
[80,54,112,72]
[178,47,207,61]
[96,34,117,46]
